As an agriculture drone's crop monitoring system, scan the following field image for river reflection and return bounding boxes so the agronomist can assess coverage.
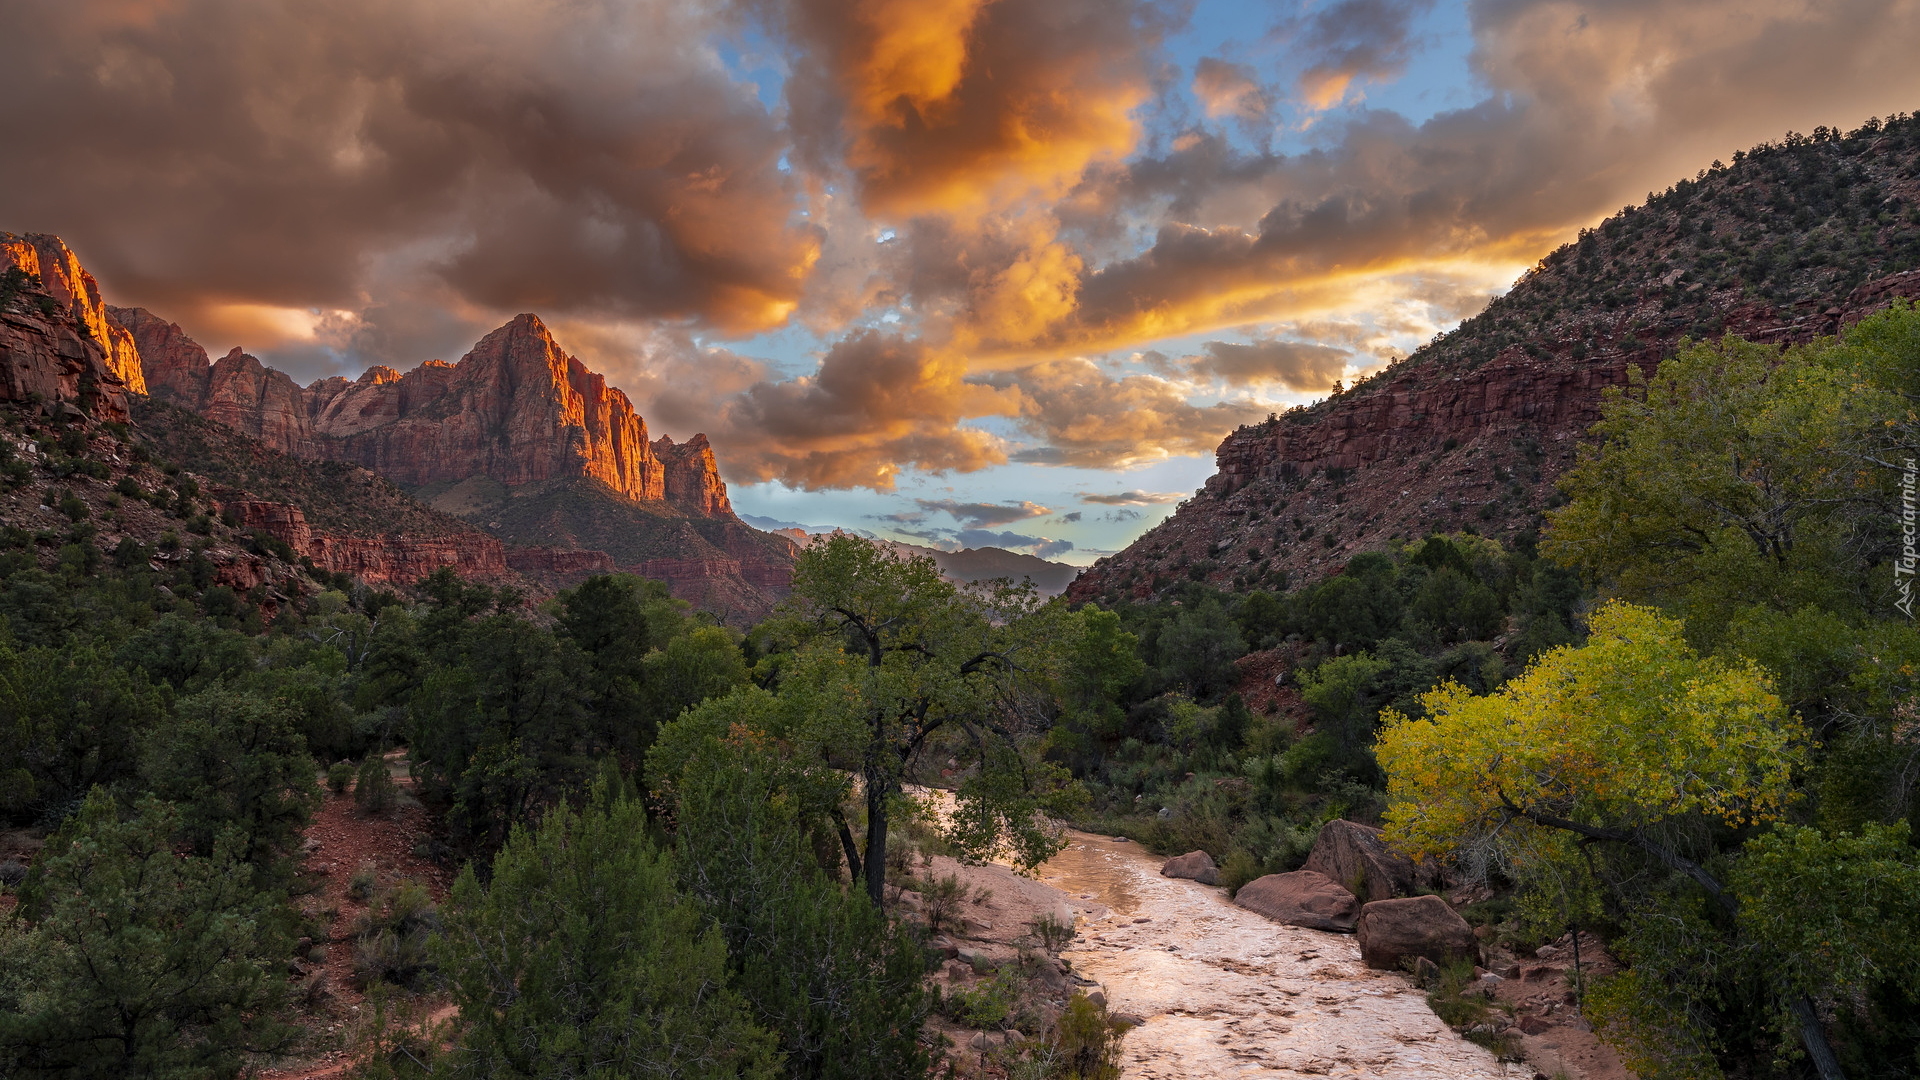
[1035,831,1515,1080]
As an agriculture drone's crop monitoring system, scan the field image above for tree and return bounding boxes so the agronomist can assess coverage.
[1730,822,1920,1070]
[1543,330,1894,635]
[668,726,932,1079]
[773,535,1081,904]
[1154,597,1246,700]
[1375,601,1852,1076]
[139,685,320,877]
[406,613,592,853]
[433,790,779,1080]
[0,792,293,1079]
[0,645,166,822]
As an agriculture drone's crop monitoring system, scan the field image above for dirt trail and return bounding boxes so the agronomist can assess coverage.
[263,754,451,1080]
[1039,832,1517,1080]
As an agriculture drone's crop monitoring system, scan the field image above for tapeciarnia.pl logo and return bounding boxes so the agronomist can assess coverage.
[1900,458,1918,618]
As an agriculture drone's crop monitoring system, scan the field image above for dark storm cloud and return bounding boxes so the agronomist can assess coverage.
[0,0,817,346]
[915,499,1053,527]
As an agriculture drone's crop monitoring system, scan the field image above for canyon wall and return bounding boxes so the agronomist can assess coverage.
[1070,267,1920,604]
[0,233,135,420]
[216,496,510,585]
[112,308,739,520]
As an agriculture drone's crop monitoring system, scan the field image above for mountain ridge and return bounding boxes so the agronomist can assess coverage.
[1069,115,1920,605]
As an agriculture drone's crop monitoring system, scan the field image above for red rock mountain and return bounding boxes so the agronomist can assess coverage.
[116,310,709,507]
[1070,120,1920,604]
[106,302,791,617]
[0,233,139,420]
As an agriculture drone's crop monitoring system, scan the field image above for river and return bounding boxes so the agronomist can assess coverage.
[1037,831,1518,1079]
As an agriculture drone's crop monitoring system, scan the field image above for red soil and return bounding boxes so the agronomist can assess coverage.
[263,755,452,1080]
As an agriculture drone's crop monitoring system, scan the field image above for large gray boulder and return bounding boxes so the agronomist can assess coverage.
[1160,850,1219,885]
[1233,870,1360,931]
[1354,896,1478,971]
[1303,819,1424,903]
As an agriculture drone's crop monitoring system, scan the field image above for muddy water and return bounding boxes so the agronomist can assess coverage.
[1038,832,1515,1079]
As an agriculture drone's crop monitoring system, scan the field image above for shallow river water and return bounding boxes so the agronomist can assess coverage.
[1037,832,1517,1079]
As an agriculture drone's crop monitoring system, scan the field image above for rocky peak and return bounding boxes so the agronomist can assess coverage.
[1,233,144,394]
[105,301,737,519]
[654,433,733,516]
[0,237,131,421]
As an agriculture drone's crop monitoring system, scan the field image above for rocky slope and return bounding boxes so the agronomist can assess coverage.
[105,302,793,617]
[130,398,513,586]
[1070,116,1920,605]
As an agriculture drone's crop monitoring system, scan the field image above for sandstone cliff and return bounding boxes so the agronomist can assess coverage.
[0,234,134,421]
[1,233,143,395]
[106,298,788,615]
[114,308,741,518]
[1070,121,1920,603]
[133,397,513,586]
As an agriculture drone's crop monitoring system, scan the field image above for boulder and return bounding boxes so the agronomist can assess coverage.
[1354,895,1478,971]
[1302,819,1424,903]
[1160,850,1219,885]
[1232,870,1360,932]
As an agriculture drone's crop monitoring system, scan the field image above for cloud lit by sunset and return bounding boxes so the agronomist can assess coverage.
[4,0,1918,560]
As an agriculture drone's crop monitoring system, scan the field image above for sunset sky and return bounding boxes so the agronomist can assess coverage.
[5,0,1919,562]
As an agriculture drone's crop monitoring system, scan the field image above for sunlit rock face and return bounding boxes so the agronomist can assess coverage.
[0,234,135,420]
[1,232,143,396]
[119,310,730,511]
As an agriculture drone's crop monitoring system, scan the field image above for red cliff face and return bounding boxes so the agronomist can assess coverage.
[655,433,733,516]
[1069,268,1920,604]
[2,234,143,395]
[215,496,510,585]
[118,309,738,519]
[0,235,131,421]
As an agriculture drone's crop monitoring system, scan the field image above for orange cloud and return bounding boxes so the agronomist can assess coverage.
[774,0,1159,217]
[710,329,1019,490]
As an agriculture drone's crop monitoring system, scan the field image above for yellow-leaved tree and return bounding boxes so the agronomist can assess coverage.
[1375,601,1852,1078]
[1378,601,1801,877]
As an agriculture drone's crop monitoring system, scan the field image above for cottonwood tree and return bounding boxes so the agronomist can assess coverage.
[767,535,1083,904]
[1375,602,1863,1077]
[1543,324,1903,636]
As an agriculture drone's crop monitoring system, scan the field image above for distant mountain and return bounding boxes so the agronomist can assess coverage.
[1070,114,1920,605]
[881,540,1080,596]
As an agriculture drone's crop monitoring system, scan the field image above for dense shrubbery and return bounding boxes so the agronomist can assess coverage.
[1051,528,1583,891]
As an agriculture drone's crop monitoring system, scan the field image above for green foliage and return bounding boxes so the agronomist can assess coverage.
[0,792,293,1079]
[670,728,932,1079]
[354,756,398,815]
[1039,993,1129,1080]
[772,535,1082,901]
[0,644,166,821]
[349,881,437,990]
[1730,823,1920,1037]
[1546,312,1916,636]
[140,685,321,875]
[434,791,779,1080]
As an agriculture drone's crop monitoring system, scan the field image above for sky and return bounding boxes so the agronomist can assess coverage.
[3,0,1918,564]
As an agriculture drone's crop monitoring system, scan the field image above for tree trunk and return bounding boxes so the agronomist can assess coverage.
[830,807,863,882]
[1789,994,1847,1080]
[863,769,889,906]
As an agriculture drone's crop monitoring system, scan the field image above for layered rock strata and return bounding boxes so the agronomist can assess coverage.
[0,234,134,420]
[116,310,707,508]
[212,495,509,585]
